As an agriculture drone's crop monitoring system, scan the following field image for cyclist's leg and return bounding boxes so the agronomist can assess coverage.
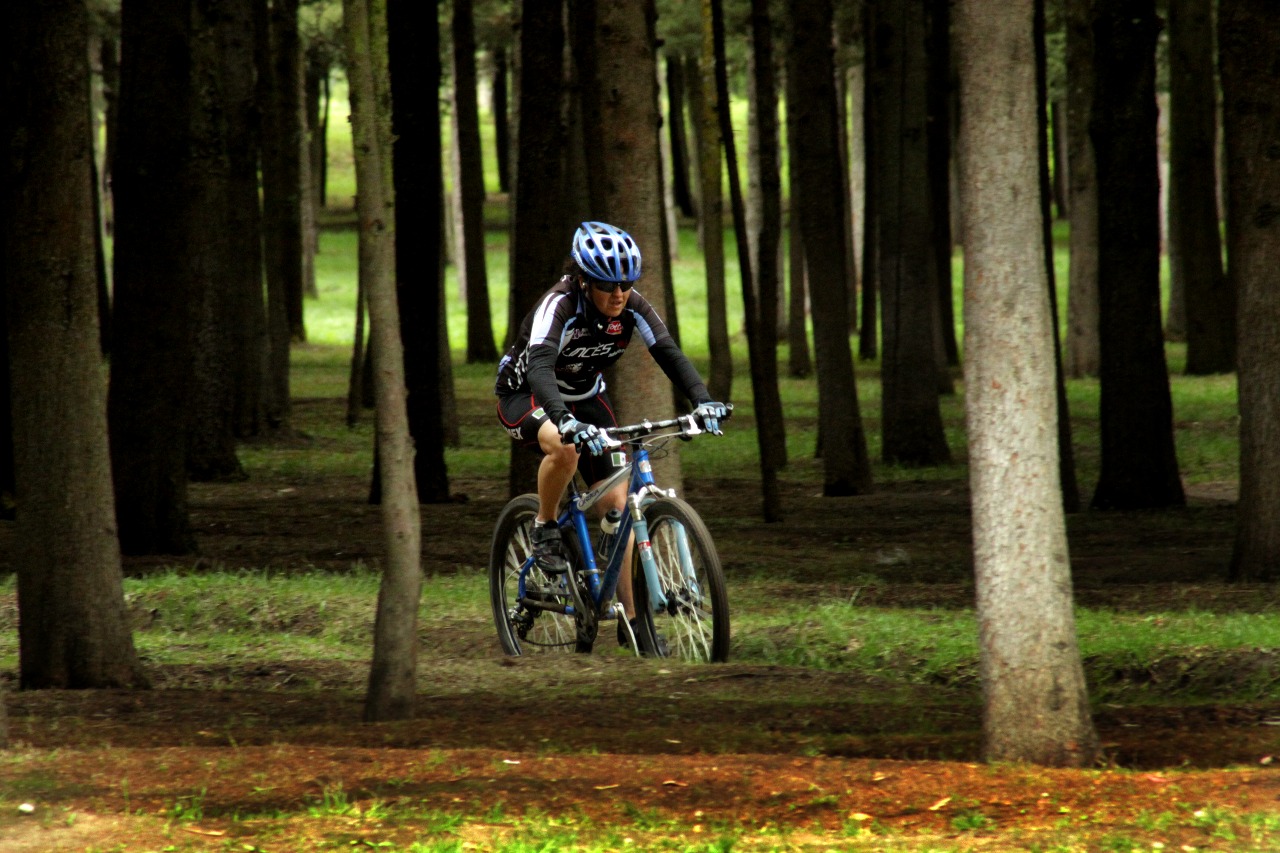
[535,418,578,521]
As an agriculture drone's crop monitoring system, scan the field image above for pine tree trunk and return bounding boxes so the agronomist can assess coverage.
[1170,0,1234,376]
[1222,0,1280,582]
[1089,0,1185,510]
[346,0,424,723]
[110,0,198,556]
[1064,0,1101,377]
[697,5,732,401]
[955,0,1098,766]
[5,0,147,689]
[452,0,498,365]
[788,0,873,495]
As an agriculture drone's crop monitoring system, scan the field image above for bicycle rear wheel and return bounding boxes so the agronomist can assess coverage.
[488,494,576,655]
[632,497,730,662]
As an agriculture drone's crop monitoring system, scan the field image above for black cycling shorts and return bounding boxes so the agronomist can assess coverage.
[496,392,627,486]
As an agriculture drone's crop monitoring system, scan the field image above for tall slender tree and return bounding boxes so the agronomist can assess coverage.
[452,0,499,365]
[1089,0,1185,510]
[4,0,147,689]
[871,0,951,466]
[697,3,732,401]
[1222,0,1280,582]
[346,0,424,723]
[955,0,1098,767]
[789,0,873,496]
[387,0,451,502]
[506,0,572,497]
[1064,0,1100,378]
[109,0,198,555]
[1168,0,1234,376]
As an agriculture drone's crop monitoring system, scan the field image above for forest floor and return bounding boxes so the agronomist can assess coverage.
[1,403,1278,850]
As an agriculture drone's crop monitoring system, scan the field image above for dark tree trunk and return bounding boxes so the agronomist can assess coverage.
[1036,0,1081,513]
[1222,0,1280,581]
[492,46,511,195]
[4,0,147,689]
[667,55,696,218]
[1088,0,1185,510]
[859,10,879,362]
[387,0,450,503]
[927,0,959,371]
[872,0,951,466]
[506,0,572,498]
[307,46,330,208]
[261,0,305,343]
[1169,0,1234,375]
[452,0,499,365]
[1065,0,1100,377]
[225,0,267,440]
[188,0,248,483]
[692,24,732,401]
[255,0,294,432]
[789,0,873,496]
[785,64,812,379]
[109,0,198,556]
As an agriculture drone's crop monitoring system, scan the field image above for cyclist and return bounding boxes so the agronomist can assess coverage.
[495,221,727,651]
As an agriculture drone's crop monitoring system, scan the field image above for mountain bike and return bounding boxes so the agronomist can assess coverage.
[488,409,731,663]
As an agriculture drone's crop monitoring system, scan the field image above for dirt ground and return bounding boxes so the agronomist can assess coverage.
[2,446,1279,850]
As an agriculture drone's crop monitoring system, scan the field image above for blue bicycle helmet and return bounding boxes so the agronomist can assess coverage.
[571,221,642,282]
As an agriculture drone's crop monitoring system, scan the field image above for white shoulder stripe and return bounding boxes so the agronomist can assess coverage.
[529,293,567,346]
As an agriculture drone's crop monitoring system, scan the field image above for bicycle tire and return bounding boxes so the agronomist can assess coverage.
[631,496,730,663]
[488,494,576,655]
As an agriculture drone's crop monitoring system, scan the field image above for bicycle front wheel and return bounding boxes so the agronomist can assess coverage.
[632,497,730,663]
[488,494,576,655]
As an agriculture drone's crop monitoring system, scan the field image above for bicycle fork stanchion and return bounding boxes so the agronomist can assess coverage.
[629,491,669,614]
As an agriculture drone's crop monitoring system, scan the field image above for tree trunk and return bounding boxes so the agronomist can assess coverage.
[1169,0,1234,376]
[585,0,682,489]
[1222,0,1280,582]
[859,7,880,363]
[1036,0,1081,514]
[492,46,511,195]
[785,65,812,379]
[667,55,696,218]
[453,0,499,365]
[255,0,294,433]
[1064,0,1100,377]
[109,0,198,556]
[261,0,305,344]
[4,0,147,689]
[927,0,959,372]
[507,0,572,498]
[188,0,247,483]
[873,0,951,467]
[789,0,873,496]
[1089,0,1186,511]
[388,0,451,503]
[955,0,1098,767]
[346,0,423,723]
[697,7,733,402]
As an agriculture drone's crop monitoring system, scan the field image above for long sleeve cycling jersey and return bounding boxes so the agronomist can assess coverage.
[495,276,709,426]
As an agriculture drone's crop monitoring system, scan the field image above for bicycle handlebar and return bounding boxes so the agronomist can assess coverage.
[606,403,734,440]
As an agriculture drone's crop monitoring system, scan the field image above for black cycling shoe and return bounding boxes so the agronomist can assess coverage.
[530,522,569,575]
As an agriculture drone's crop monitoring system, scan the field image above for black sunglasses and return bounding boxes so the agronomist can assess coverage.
[586,276,634,294]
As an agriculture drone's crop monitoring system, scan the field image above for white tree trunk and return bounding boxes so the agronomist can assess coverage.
[955,0,1098,766]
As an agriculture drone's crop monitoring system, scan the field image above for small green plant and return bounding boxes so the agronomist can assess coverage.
[166,787,206,823]
[950,810,993,832]
[307,783,354,817]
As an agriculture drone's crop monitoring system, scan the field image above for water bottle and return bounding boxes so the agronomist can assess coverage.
[598,508,622,560]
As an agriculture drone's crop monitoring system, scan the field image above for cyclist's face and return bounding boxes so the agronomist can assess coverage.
[586,277,630,317]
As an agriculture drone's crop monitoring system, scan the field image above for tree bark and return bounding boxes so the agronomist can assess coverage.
[586,0,683,488]
[1169,0,1234,376]
[955,0,1098,767]
[387,0,451,503]
[110,0,198,556]
[492,47,511,195]
[1089,0,1185,511]
[667,55,696,218]
[872,0,951,466]
[452,0,499,365]
[789,0,873,496]
[1064,0,1100,377]
[346,0,424,723]
[1222,0,1280,582]
[506,0,572,498]
[697,7,733,401]
[4,0,147,689]
[784,66,812,379]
